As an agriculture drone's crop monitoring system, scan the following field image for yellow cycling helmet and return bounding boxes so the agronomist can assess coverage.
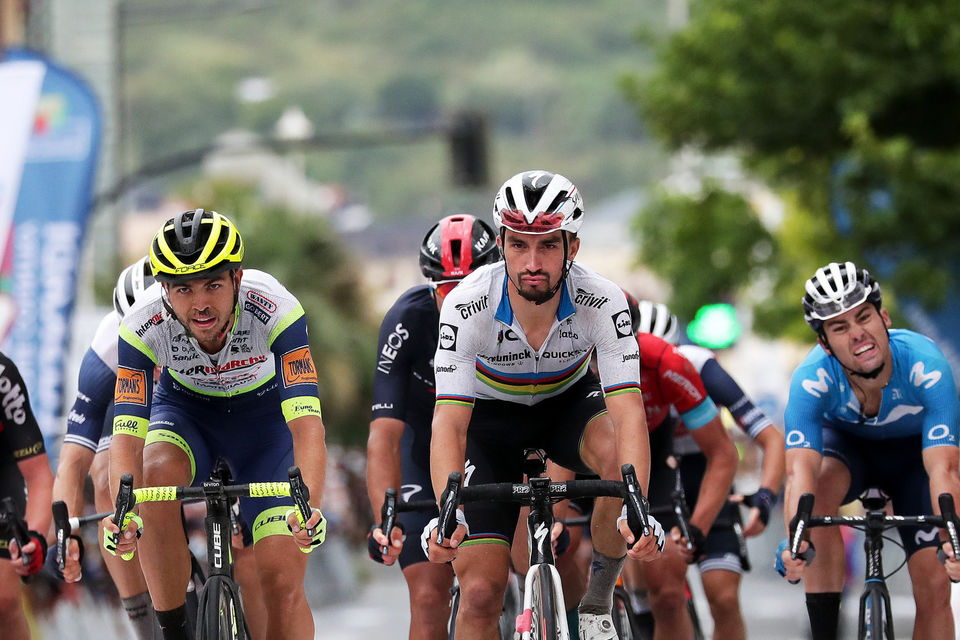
[150,209,244,284]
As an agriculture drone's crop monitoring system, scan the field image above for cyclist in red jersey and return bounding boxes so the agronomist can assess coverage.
[626,330,738,639]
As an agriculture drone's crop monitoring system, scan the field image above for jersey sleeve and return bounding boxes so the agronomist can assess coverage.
[915,347,960,450]
[371,302,414,420]
[0,354,45,460]
[113,325,158,439]
[592,294,642,397]
[783,361,831,453]
[698,357,774,439]
[270,314,323,423]
[64,347,116,451]
[659,347,718,430]
[434,297,481,408]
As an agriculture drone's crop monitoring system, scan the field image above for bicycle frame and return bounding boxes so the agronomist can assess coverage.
[791,491,960,640]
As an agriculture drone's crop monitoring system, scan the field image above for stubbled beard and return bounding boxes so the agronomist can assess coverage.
[516,280,554,304]
[850,361,885,379]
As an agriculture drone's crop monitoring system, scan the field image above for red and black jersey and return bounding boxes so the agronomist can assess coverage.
[637,333,717,433]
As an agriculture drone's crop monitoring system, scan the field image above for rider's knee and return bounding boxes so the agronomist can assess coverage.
[143,447,191,485]
[408,577,452,613]
[648,580,689,615]
[0,585,23,619]
[457,573,508,620]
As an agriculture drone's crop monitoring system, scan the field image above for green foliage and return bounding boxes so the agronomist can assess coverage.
[181,179,377,447]
[624,0,960,337]
[633,183,775,320]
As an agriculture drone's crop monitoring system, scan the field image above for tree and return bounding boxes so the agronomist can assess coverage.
[622,0,960,336]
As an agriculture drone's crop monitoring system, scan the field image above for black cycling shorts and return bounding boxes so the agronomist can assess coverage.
[459,374,607,547]
[824,429,937,557]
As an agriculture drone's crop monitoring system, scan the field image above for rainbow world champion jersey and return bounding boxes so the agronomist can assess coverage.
[434,261,642,407]
[113,269,322,439]
[784,329,960,453]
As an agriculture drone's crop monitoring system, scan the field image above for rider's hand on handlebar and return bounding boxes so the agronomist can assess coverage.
[57,536,85,583]
[286,507,326,553]
[8,532,47,577]
[669,523,705,564]
[369,522,405,565]
[101,513,143,561]
[618,509,664,561]
[420,511,468,564]
[937,539,960,583]
[776,538,815,583]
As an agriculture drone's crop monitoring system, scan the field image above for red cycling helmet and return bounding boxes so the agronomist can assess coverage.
[419,214,500,282]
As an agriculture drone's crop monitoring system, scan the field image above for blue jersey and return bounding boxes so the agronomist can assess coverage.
[784,329,959,453]
[64,311,121,452]
[370,285,438,436]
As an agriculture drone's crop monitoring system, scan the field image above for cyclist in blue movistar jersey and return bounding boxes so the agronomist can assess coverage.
[102,209,327,640]
[424,170,665,640]
[367,214,499,640]
[779,261,960,640]
[632,296,784,640]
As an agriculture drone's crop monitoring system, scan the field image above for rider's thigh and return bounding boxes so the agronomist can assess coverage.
[143,440,193,486]
[452,542,511,621]
[91,449,113,511]
[700,568,741,612]
[815,456,851,513]
[252,533,309,605]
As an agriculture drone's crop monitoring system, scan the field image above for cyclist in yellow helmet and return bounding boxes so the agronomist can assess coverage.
[103,209,327,640]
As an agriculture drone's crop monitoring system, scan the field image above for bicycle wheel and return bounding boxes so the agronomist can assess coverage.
[859,587,893,640]
[448,582,460,640]
[610,586,636,640]
[528,564,560,639]
[198,576,249,640]
[687,595,705,640]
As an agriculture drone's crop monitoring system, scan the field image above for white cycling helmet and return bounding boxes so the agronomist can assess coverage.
[802,261,882,333]
[113,256,156,318]
[492,170,584,236]
[633,299,680,345]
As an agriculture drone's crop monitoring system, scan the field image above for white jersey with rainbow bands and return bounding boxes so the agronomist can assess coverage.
[434,261,641,407]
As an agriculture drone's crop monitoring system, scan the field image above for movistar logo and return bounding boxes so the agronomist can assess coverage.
[801,368,832,398]
[910,362,942,389]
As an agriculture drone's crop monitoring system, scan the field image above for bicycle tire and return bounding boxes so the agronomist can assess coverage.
[198,575,249,640]
[448,583,460,640]
[529,564,560,639]
[687,595,705,640]
[610,586,636,640]
[859,587,893,640]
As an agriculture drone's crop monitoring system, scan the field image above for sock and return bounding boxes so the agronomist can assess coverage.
[577,549,626,615]
[806,592,842,640]
[155,604,190,640]
[122,592,158,640]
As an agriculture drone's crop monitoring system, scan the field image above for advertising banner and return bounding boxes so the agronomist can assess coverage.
[0,48,101,437]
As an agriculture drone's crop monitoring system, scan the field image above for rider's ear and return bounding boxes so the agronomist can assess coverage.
[818,334,833,356]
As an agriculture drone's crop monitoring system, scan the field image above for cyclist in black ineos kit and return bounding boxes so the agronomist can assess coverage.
[367,214,500,640]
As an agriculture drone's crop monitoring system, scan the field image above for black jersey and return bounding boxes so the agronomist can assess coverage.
[371,286,439,445]
[0,351,45,512]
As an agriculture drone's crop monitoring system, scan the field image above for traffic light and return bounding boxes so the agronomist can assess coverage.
[449,110,489,188]
[686,303,740,349]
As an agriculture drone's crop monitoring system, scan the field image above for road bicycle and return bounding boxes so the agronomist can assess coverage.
[103,465,315,640]
[790,489,960,640]
[426,455,652,640]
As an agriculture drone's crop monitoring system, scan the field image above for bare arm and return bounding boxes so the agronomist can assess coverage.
[603,391,650,492]
[429,403,472,503]
[289,414,327,508]
[688,415,738,533]
[18,453,54,537]
[366,417,405,515]
[52,443,96,518]
[923,445,960,516]
[782,447,822,533]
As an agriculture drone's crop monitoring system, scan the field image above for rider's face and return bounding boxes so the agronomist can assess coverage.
[820,302,892,374]
[500,229,579,304]
[164,270,241,353]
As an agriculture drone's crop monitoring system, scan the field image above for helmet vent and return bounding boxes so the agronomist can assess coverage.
[450,240,462,267]
[545,191,568,214]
